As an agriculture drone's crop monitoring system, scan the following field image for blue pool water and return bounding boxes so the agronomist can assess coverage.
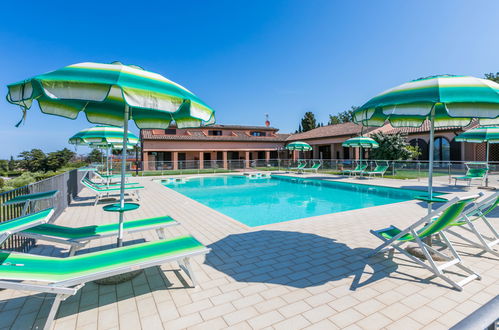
[163,175,426,227]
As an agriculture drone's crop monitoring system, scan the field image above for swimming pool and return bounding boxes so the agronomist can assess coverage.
[163,175,427,227]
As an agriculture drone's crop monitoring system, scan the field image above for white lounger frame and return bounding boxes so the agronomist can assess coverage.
[0,247,210,330]
[369,194,483,291]
[445,192,499,257]
[18,220,179,256]
[81,181,141,205]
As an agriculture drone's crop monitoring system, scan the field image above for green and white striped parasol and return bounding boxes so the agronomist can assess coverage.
[342,136,379,164]
[7,62,215,128]
[7,62,215,247]
[353,75,499,202]
[69,126,139,176]
[69,125,139,146]
[286,141,312,151]
[455,126,499,144]
[342,137,379,148]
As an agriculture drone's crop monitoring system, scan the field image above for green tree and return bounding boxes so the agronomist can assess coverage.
[18,149,47,172]
[300,111,317,132]
[370,132,419,160]
[328,106,358,125]
[8,156,16,171]
[87,149,103,163]
[0,160,8,173]
[485,73,499,84]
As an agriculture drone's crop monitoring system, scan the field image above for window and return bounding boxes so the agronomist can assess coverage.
[250,131,266,137]
[208,130,222,136]
[165,128,176,135]
[434,137,450,162]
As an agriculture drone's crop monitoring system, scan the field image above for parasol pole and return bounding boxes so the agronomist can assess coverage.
[117,105,129,247]
[486,141,490,187]
[427,107,435,213]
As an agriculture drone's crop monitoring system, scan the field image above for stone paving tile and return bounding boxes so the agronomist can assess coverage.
[1,175,497,329]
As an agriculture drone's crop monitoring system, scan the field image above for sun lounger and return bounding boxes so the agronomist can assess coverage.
[453,167,488,186]
[290,162,306,173]
[20,215,180,256]
[365,164,389,178]
[0,236,210,330]
[81,179,143,205]
[445,193,499,256]
[0,208,54,245]
[2,190,59,216]
[370,194,482,291]
[303,162,321,173]
[350,164,368,176]
[82,176,140,188]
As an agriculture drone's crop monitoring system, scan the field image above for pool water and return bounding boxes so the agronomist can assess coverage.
[163,175,426,227]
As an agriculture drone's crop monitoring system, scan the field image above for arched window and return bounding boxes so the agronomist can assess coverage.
[434,137,450,162]
[409,139,428,160]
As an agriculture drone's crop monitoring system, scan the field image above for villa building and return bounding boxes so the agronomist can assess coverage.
[141,124,289,170]
[141,120,494,168]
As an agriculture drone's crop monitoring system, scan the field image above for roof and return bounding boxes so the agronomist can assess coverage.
[380,120,480,135]
[167,124,278,131]
[141,129,289,142]
[286,122,377,141]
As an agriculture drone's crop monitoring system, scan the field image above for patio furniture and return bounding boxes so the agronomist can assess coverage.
[369,194,482,291]
[365,163,389,178]
[20,213,179,256]
[350,164,368,176]
[453,165,488,186]
[2,190,59,216]
[81,179,143,205]
[445,193,499,256]
[0,208,55,245]
[303,162,322,173]
[290,162,306,173]
[83,176,140,188]
[0,236,210,330]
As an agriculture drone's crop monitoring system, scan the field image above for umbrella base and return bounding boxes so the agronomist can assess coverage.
[405,244,448,261]
[94,269,144,285]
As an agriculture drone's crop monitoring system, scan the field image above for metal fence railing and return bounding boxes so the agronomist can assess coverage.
[126,159,498,182]
[0,168,86,252]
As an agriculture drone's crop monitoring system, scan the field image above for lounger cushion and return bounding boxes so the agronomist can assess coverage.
[0,235,207,283]
[22,216,176,240]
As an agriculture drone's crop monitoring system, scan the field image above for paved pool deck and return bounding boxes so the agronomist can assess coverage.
[1,174,498,330]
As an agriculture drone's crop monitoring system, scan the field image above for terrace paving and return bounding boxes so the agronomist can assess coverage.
[1,174,498,329]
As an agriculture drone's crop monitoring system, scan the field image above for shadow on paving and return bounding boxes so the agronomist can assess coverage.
[205,230,449,290]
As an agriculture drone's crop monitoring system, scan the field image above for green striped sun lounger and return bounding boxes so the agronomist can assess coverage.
[445,192,499,257]
[81,179,143,205]
[2,190,59,216]
[304,162,321,173]
[0,209,55,245]
[20,215,179,256]
[365,165,389,178]
[350,164,368,176]
[83,177,140,188]
[453,167,488,186]
[0,236,210,330]
[370,194,482,291]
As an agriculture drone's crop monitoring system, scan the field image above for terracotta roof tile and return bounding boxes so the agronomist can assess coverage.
[141,129,289,142]
[286,122,377,141]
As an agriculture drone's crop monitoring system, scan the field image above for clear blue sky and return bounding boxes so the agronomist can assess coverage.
[0,0,498,158]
